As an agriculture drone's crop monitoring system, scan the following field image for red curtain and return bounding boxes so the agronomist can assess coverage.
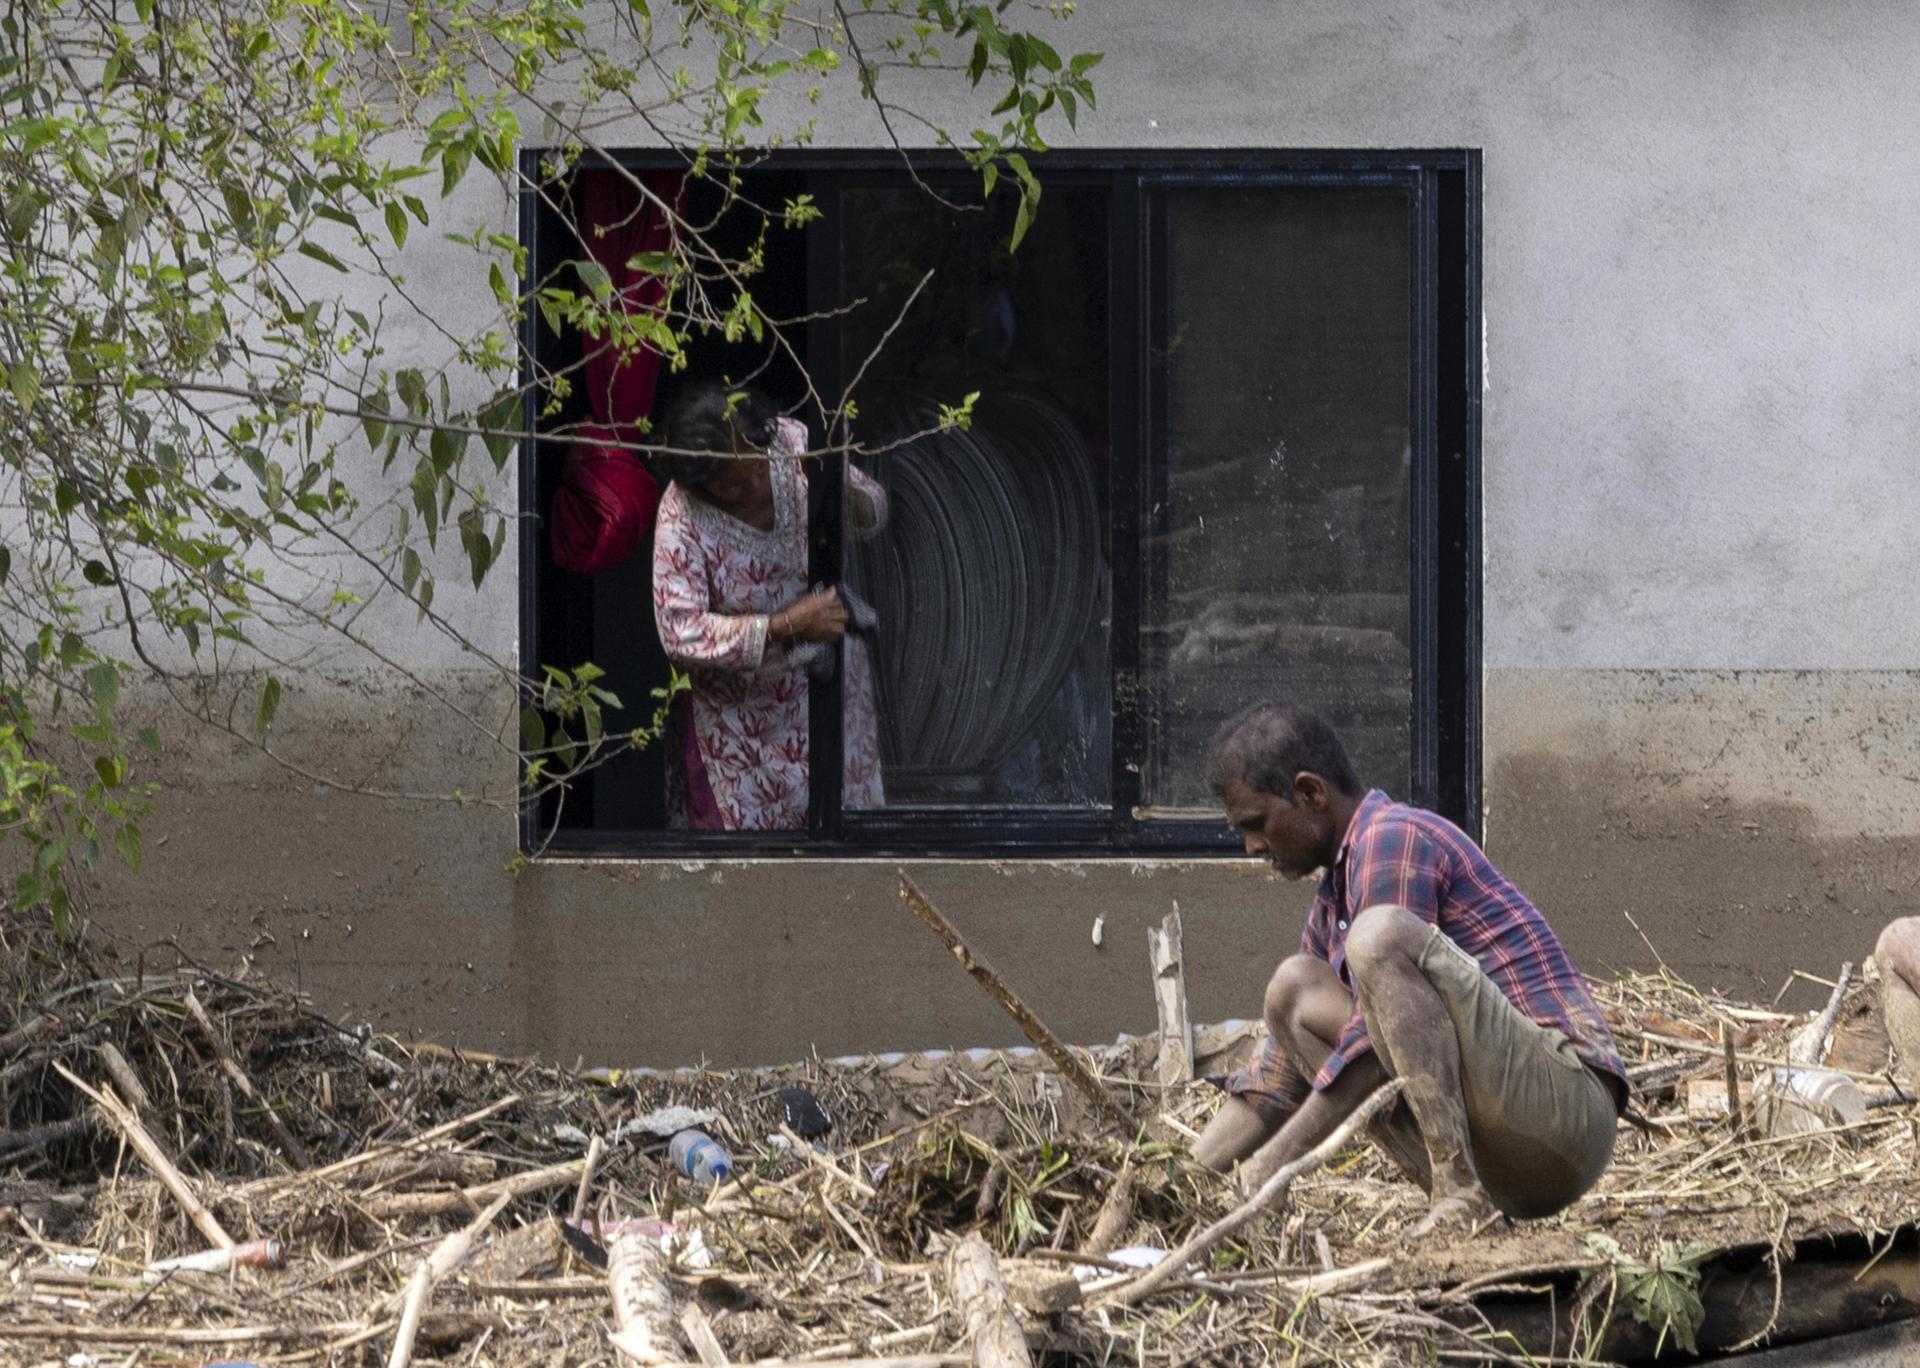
[548,169,685,575]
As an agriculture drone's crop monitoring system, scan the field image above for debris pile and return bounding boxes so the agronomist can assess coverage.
[3,908,1920,1365]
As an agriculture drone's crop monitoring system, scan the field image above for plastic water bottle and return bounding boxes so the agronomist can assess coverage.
[669,1129,733,1183]
[1753,1067,1867,1137]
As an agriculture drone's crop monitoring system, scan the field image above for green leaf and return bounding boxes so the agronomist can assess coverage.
[85,663,119,716]
[297,240,349,272]
[255,674,281,739]
[458,506,492,588]
[411,460,439,540]
[396,367,428,415]
[429,424,467,475]
[82,559,115,586]
[479,389,520,469]
[520,707,545,752]
[1010,189,1036,252]
[384,201,409,248]
[577,258,613,298]
[114,821,142,871]
[94,755,126,788]
[441,143,472,197]
[361,390,390,450]
[9,360,39,411]
[0,545,10,585]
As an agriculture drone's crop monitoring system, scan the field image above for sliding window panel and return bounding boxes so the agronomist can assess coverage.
[836,182,1113,810]
[1141,184,1415,813]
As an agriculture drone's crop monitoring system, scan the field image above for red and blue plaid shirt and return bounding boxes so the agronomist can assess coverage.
[1306,790,1628,1110]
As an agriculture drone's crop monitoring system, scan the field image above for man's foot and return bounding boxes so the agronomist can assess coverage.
[1408,1183,1497,1238]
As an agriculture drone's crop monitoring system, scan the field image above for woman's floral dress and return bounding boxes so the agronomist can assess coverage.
[651,417,886,829]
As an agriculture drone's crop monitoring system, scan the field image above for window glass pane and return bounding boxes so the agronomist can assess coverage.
[1142,186,1412,811]
[839,185,1111,807]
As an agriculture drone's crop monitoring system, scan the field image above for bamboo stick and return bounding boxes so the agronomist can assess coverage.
[364,1156,586,1220]
[899,875,1134,1134]
[943,1235,1033,1368]
[53,1060,233,1250]
[96,1042,152,1113]
[184,988,312,1167]
[385,1191,513,1368]
[1103,1079,1404,1306]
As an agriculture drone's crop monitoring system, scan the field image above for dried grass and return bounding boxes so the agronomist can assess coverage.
[2,908,1916,1366]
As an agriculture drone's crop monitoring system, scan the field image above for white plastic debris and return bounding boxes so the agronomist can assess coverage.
[619,1105,721,1142]
[676,1227,717,1271]
[1091,914,1105,948]
[1071,1245,1168,1284]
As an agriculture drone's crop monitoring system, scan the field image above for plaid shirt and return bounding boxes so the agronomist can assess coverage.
[1303,790,1628,1109]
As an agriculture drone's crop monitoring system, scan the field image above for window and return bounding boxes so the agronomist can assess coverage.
[519,152,1480,855]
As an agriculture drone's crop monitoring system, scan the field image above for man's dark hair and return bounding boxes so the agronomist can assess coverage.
[658,384,779,487]
[1207,703,1362,802]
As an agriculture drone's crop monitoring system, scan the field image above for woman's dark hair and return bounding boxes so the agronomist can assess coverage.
[657,384,779,487]
[1207,703,1362,802]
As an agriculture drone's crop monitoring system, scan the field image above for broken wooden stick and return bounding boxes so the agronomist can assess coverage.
[1789,961,1855,1066]
[96,1042,152,1114]
[899,874,1134,1134]
[1103,1078,1404,1307]
[944,1234,1033,1368]
[1723,1026,1744,1136]
[385,1190,513,1368]
[607,1230,681,1364]
[1078,1159,1133,1257]
[571,1134,606,1223]
[680,1302,732,1366]
[185,987,312,1168]
[53,1060,234,1250]
[1148,905,1194,1089]
[365,1156,586,1220]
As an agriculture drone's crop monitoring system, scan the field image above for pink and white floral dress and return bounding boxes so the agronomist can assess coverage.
[651,417,886,829]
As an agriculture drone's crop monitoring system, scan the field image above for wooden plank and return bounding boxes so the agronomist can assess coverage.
[1149,905,1194,1089]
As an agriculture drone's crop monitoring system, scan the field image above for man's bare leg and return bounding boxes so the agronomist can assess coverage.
[1192,956,1354,1171]
[1342,905,1495,1234]
[1875,918,1920,1084]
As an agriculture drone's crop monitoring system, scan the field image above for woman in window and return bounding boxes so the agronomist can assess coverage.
[651,385,886,829]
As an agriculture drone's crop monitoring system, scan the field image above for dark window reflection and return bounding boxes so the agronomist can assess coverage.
[839,186,1112,808]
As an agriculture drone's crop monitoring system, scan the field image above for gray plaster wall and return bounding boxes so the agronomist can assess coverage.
[78,1,1920,1065]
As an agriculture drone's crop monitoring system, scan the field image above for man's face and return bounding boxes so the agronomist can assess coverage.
[1220,777,1333,880]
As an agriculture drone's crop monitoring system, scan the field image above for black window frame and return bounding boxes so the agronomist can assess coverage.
[517,148,1482,858]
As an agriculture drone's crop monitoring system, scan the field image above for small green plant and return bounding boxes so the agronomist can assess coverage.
[1584,1234,1715,1356]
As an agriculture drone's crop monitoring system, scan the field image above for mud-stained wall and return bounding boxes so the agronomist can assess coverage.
[1487,669,1920,1005]
[67,2,1920,1063]
[76,667,1918,1066]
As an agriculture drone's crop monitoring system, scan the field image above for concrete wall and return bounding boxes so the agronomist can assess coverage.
[80,1,1920,1064]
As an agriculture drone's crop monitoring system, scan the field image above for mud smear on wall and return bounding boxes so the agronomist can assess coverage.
[1489,748,1918,1007]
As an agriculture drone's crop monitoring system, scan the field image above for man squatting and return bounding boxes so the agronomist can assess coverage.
[1192,704,1630,1232]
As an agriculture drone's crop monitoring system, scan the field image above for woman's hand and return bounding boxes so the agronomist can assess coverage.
[770,587,848,643]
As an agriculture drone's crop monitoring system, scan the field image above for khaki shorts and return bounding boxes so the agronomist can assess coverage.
[1369,928,1617,1217]
[1228,928,1618,1218]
